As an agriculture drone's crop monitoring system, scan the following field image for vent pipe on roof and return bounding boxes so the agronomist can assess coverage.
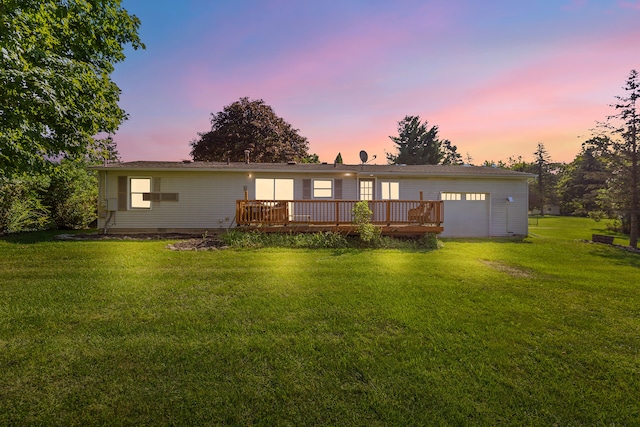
[244,149,250,164]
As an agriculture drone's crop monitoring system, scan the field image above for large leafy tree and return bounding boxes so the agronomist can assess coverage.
[594,70,640,248]
[190,97,310,163]
[386,116,462,165]
[0,0,144,176]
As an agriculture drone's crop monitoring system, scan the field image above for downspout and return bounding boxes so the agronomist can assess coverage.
[102,170,115,234]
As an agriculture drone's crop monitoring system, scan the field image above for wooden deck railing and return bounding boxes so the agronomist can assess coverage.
[236,200,444,227]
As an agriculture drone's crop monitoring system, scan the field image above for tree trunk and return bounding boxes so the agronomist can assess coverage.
[630,212,638,249]
[630,130,639,249]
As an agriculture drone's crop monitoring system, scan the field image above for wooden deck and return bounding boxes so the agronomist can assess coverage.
[236,200,444,235]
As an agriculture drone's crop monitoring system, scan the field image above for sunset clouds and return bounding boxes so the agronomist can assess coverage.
[112,0,640,164]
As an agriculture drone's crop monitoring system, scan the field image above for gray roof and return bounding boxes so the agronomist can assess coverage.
[90,161,534,179]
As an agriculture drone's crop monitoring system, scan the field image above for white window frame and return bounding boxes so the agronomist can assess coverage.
[441,192,462,201]
[313,179,333,199]
[255,178,294,200]
[130,177,151,209]
[466,193,486,201]
[380,181,400,200]
[359,179,374,201]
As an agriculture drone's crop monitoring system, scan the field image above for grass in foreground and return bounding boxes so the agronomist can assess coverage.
[0,217,639,425]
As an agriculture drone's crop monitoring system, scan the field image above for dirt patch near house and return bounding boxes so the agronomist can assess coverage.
[166,238,229,251]
[480,260,532,278]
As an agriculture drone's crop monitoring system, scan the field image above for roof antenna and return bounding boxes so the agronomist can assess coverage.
[359,150,368,164]
[359,150,377,164]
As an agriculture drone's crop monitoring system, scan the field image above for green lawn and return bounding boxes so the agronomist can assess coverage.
[1,218,639,425]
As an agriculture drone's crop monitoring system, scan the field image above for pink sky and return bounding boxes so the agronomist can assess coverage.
[111,0,640,164]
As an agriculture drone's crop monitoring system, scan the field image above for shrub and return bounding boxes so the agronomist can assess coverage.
[0,161,98,234]
[418,232,442,250]
[219,230,265,248]
[220,230,349,249]
[43,161,98,229]
[0,176,51,234]
[351,200,381,245]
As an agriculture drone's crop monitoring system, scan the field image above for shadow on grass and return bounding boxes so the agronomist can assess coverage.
[587,243,640,268]
[441,237,531,244]
[0,229,98,244]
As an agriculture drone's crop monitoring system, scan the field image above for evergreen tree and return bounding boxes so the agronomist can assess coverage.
[595,70,640,248]
[534,143,552,215]
[386,116,461,165]
[557,139,609,216]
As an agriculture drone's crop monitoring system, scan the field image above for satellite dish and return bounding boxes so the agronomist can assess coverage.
[359,150,368,164]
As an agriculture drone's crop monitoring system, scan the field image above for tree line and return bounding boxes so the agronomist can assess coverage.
[481,70,639,248]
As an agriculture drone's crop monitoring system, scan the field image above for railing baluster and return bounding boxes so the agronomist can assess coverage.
[236,200,443,229]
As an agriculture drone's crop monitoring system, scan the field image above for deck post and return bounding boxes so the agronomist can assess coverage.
[335,201,340,225]
[386,200,391,226]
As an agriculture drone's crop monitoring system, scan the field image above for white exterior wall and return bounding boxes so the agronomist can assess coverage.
[366,175,529,237]
[99,170,252,231]
[97,169,529,237]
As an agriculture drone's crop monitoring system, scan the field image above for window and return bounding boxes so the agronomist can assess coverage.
[380,181,399,200]
[466,193,486,201]
[313,179,333,198]
[441,192,461,201]
[359,179,374,200]
[130,178,151,208]
[255,178,294,200]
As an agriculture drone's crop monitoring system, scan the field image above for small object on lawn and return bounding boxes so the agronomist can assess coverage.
[592,234,615,245]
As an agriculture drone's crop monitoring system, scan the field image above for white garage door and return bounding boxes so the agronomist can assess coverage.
[441,193,490,237]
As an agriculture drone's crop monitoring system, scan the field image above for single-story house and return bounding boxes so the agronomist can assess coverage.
[90,161,534,237]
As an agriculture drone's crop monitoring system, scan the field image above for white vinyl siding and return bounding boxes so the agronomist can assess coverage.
[97,170,529,238]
